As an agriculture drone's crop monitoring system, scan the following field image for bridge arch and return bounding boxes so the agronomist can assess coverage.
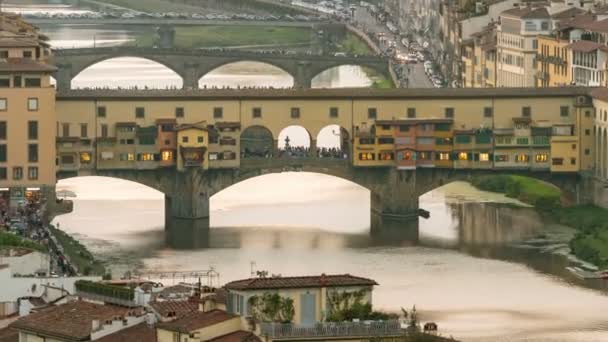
[316,125,350,159]
[241,125,274,158]
[69,56,184,89]
[308,62,390,88]
[197,60,295,89]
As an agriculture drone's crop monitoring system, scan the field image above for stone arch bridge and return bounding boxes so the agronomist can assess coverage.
[51,47,390,90]
[57,159,582,232]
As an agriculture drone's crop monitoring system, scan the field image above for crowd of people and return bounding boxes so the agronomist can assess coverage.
[241,146,347,159]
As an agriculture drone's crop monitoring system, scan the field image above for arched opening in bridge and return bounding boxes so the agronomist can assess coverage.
[311,65,378,88]
[316,125,350,159]
[277,125,311,158]
[210,172,370,234]
[241,125,274,159]
[199,61,294,89]
[71,57,183,89]
[52,176,164,257]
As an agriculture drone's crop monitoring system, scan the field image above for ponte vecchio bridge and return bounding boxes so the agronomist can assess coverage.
[51,47,390,91]
[54,87,593,230]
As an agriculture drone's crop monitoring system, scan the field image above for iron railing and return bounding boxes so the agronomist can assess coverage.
[260,320,404,339]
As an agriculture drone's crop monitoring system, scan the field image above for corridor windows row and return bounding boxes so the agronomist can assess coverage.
[209,152,237,161]
[0,97,38,111]
[0,166,38,180]
[551,157,576,165]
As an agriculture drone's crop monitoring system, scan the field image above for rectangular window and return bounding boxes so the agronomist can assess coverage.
[476,135,491,144]
[139,153,155,161]
[399,125,409,132]
[484,107,493,118]
[28,167,38,180]
[24,78,41,87]
[252,107,262,118]
[358,138,375,145]
[0,167,6,180]
[516,137,529,145]
[80,152,92,164]
[585,129,590,136]
[435,123,451,131]
[458,152,468,160]
[28,144,38,163]
[368,108,377,119]
[0,121,5,140]
[182,136,189,143]
[213,107,223,119]
[407,107,416,118]
[358,152,376,160]
[0,78,8,88]
[455,135,471,144]
[560,106,569,117]
[0,98,6,111]
[515,154,530,162]
[14,76,21,87]
[416,137,434,145]
[552,158,564,165]
[495,154,509,162]
[101,124,108,138]
[444,107,454,118]
[23,51,32,58]
[175,107,184,118]
[97,106,107,118]
[197,136,204,143]
[161,150,174,161]
[522,106,531,117]
[378,137,394,144]
[0,145,6,162]
[80,123,87,138]
[291,107,300,119]
[437,152,450,161]
[571,157,576,165]
[62,123,70,138]
[135,107,145,118]
[532,136,549,145]
[28,121,38,140]
[479,153,490,162]
[379,152,394,160]
[535,153,548,162]
[435,137,452,145]
[12,167,22,180]
[0,51,6,58]
[329,107,339,118]
[27,98,38,111]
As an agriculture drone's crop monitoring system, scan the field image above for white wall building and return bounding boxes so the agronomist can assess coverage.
[0,248,50,276]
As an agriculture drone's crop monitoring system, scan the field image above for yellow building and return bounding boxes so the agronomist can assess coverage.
[536,34,571,87]
[176,123,209,171]
[0,13,56,208]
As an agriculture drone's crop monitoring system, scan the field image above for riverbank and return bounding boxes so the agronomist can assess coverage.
[48,225,105,276]
[472,174,608,269]
[131,25,312,48]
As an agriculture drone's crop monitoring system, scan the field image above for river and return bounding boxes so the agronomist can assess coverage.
[10,2,608,341]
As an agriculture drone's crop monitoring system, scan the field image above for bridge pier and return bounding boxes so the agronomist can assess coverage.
[182,63,199,89]
[294,61,313,89]
[164,170,210,221]
[55,63,72,91]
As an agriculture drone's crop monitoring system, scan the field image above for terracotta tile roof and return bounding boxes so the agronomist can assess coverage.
[209,331,261,342]
[501,6,550,19]
[0,59,56,72]
[566,40,608,52]
[149,300,198,319]
[590,87,608,101]
[0,327,18,342]
[224,274,378,291]
[176,122,209,132]
[556,14,596,30]
[10,301,140,341]
[157,309,237,333]
[551,7,586,19]
[96,322,156,342]
[582,18,608,33]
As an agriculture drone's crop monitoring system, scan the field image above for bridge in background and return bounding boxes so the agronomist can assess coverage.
[29,18,323,27]
[52,47,390,90]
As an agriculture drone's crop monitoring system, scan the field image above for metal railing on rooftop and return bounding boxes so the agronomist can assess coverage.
[260,320,404,339]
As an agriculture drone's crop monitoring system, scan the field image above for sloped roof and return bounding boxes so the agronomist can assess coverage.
[0,59,55,72]
[225,274,378,291]
[501,6,550,19]
[566,40,608,52]
[157,309,237,334]
[209,331,261,342]
[95,322,156,342]
[551,7,586,19]
[149,300,198,319]
[10,301,140,341]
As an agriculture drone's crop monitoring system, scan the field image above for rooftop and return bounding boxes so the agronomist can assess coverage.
[0,327,18,342]
[501,6,550,19]
[581,18,608,33]
[551,7,586,19]
[149,300,198,319]
[590,87,608,101]
[0,59,56,72]
[566,40,608,52]
[209,331,262,342]
[95,322,156,342]
[225,274,378,291]
[10,301,142,341]
[157,309,237,334]
[0,37,39,47]
[56,87,593,101]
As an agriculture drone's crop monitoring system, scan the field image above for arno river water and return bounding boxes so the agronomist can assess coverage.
[11,2,608,341]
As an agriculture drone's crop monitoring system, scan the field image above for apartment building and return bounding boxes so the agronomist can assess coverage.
[0,13,56,208]
[497,6,552,87]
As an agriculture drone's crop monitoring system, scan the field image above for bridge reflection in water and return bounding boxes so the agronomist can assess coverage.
[164,217,420,250]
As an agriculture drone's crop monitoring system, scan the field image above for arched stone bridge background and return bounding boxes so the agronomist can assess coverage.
[51,47,390,90]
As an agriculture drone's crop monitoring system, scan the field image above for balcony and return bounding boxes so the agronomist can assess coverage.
[260,320,404,339]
